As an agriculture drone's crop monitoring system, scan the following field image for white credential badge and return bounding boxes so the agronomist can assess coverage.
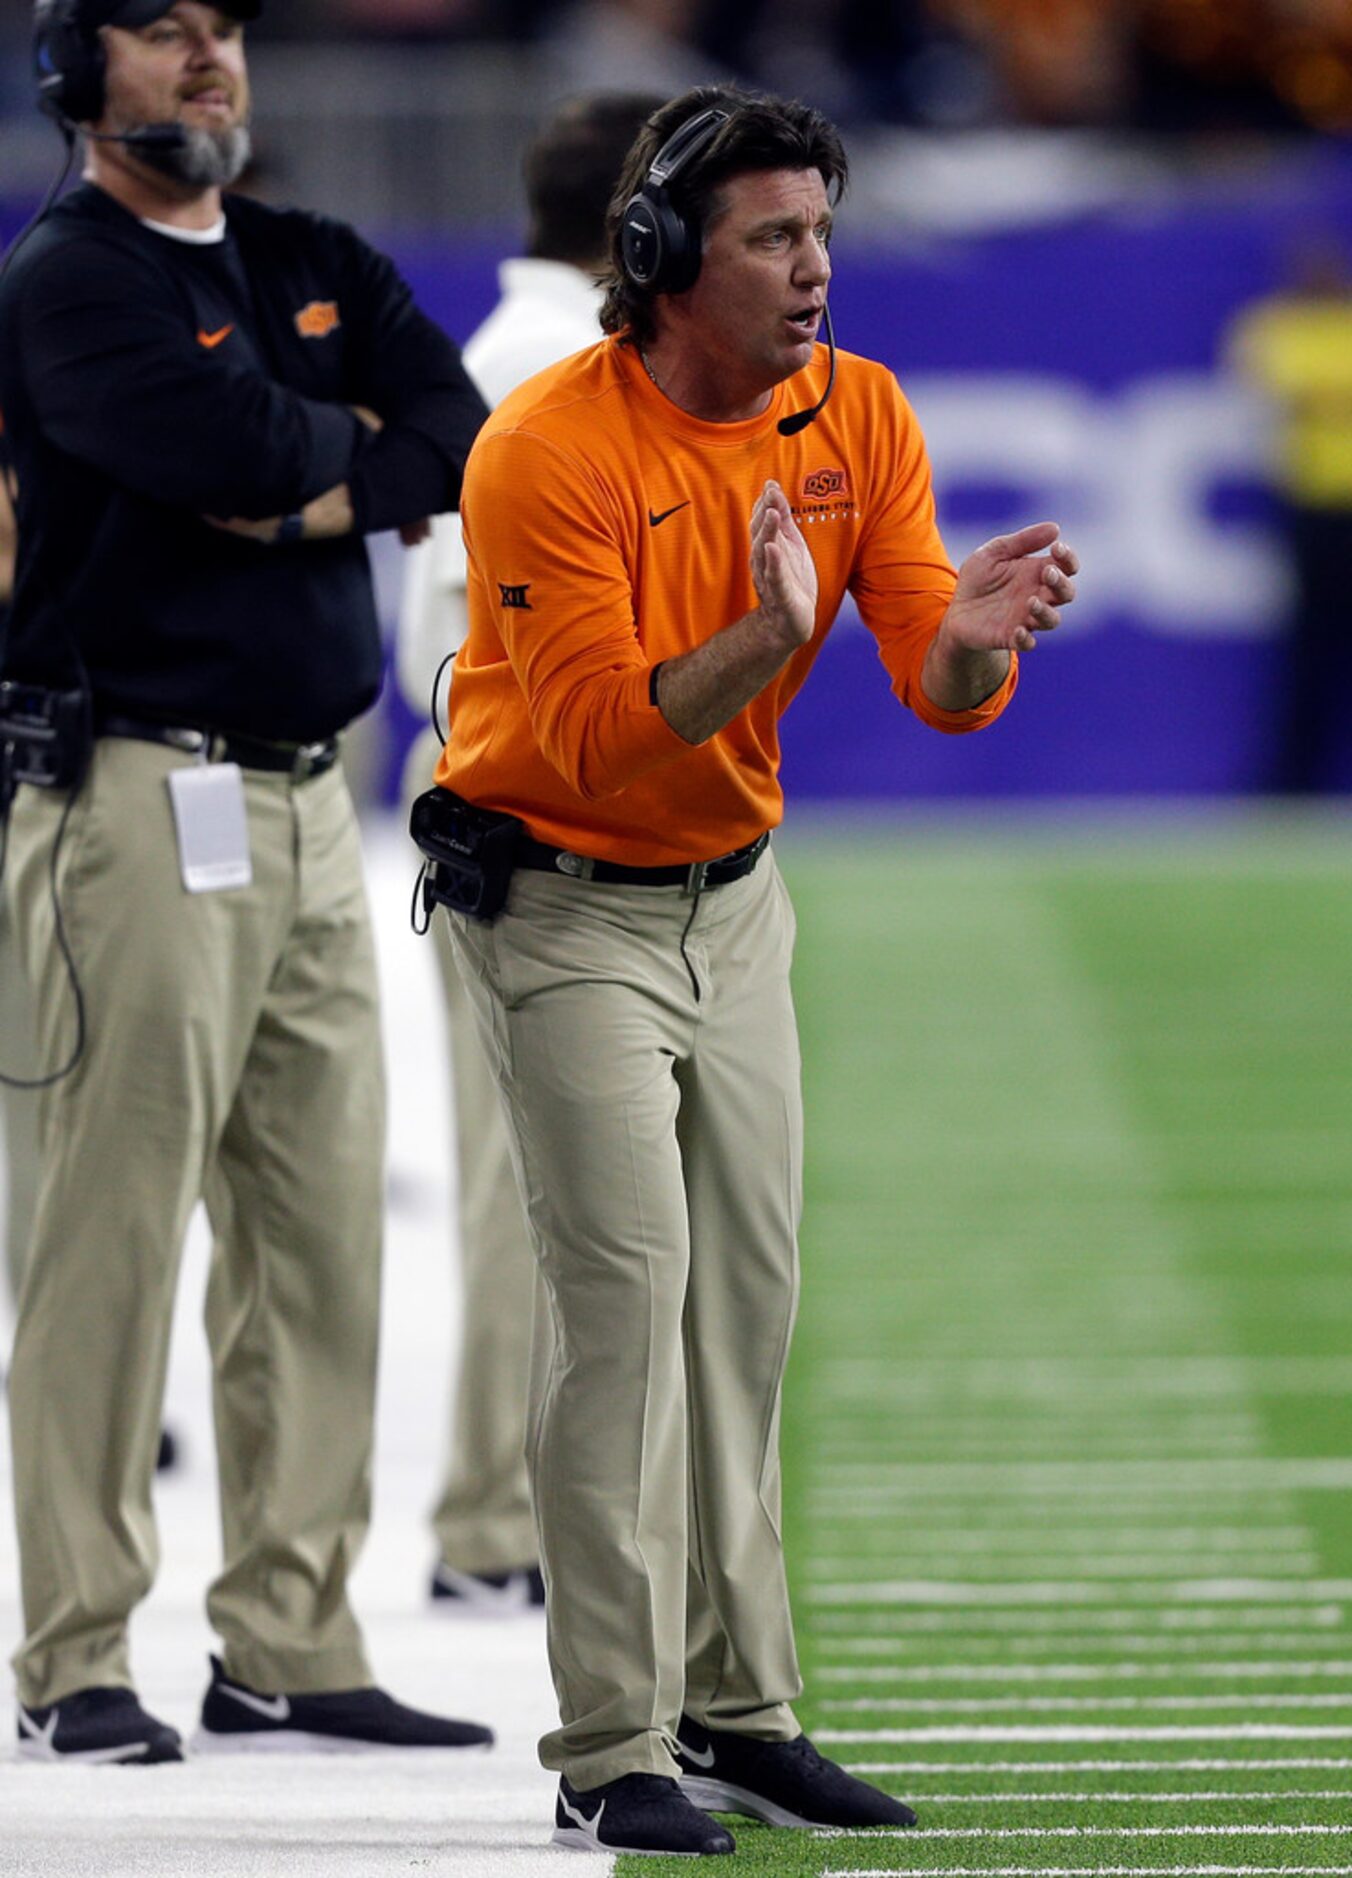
[166,763,252,893]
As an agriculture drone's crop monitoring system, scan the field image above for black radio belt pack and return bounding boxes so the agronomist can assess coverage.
[409,785,523,925]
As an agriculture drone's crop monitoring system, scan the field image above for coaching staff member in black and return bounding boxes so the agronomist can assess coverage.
[0,0,492,1763]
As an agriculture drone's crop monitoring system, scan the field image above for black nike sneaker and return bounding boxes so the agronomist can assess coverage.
[429,1560,546,1613]
[16,1687,184,1764]
[675,1715,918,1828]
[553,1771,736,1855]
[191,1654,494,1752]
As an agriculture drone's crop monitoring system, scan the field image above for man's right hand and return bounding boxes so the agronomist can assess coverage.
[654,480,819,746]
[750,480,817,649]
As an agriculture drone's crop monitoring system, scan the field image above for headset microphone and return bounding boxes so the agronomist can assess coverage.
[77,121,188,149]
[778,302,836,438]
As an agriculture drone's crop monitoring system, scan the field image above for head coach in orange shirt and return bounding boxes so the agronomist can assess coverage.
[429,83,1079,1858]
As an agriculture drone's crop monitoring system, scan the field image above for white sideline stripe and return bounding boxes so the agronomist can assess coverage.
[808,1580,1352,1606]
[820,1868,1352,1877]
[841,1760,1352,1774]
[821,1696,1352,1714]
[818,1727,1352,1743]
[855,1792,1352,1804]
[814,1826,1352,1840]
[819,1661,1352,1683]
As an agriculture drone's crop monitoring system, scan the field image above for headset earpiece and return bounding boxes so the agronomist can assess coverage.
[33,0,108,128]
[619,105,729,296]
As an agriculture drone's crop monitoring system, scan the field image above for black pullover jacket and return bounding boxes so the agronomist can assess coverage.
[0,183,487,742]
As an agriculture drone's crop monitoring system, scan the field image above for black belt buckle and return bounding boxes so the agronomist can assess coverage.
[288,740,334,783]
[683,831,768,896]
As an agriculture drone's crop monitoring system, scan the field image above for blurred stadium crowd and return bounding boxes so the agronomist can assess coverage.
[6,0,1347,134]
[4,1,1352,234]
[275,0,1352,136]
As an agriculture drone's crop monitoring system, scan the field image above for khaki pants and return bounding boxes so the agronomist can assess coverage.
[449,852,804,1788]
[406,729,538,1576]
[0,889,40,1308]
[428,909,541,1573]
[6,739,383,1707]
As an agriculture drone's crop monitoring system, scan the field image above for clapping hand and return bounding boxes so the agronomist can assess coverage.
[943,523,1078,653]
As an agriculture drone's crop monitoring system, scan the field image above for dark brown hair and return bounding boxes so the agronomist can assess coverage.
[523,92,667,269]
[599,85,849,346]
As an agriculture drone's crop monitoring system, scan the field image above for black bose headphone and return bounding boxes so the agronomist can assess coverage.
[33,0,109,128]
[619,105,729,296]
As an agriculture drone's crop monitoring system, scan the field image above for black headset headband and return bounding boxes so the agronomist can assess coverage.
[619,105,729,297]
[33,0,109,127]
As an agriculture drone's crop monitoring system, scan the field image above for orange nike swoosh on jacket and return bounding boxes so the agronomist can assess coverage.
[196,325,234,349]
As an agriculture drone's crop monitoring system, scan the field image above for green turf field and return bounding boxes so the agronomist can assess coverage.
[617,811,1352,1876]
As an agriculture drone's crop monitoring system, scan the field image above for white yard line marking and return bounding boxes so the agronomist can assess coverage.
[814,1826,1352,1840]
[821,1696,1352,1714]
[821,1868,1352,1877]
[814,1608,1347,1634]
[822,1634,1352,1657]
[807,1558,1325,1579]
[810,1458,1352,1492]
[854,1792,1352,1805]
[818,1727,1352,1743]
[817,1353,1352,1394]
[808,1580,1352,1606]
[840,1761,1352,1774]
[818,1663,1352,1684]
[809,1529,1315,1551]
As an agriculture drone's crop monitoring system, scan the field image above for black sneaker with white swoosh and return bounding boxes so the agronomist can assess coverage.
[192,1654,494,1753]
[675,1715,919,1829]
[16,1686,184,1764]
[553,1772,735,1855]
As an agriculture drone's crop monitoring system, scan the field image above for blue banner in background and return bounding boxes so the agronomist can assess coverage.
[384,143,1352,800]
[6,143,1350,800]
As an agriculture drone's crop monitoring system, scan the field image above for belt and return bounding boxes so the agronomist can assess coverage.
[515,830,769,895]
[97,713,340,783]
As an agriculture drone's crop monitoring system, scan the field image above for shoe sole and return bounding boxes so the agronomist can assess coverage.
[683,1774,915,1831]
[190,1727,493,1755]
[429,1598,545,1619]
[552,1825,730,1856]
[16,1737,184,1766]
[680,1774,817,1827]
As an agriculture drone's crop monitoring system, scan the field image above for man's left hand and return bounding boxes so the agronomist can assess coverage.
[942,523,1079,654]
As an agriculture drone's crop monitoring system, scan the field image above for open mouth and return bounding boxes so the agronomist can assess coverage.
[787,308,821,338]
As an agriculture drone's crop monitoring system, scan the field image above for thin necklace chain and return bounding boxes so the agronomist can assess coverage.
[638,345,661,390]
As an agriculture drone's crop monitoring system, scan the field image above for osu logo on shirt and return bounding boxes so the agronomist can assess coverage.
[295,300,341,339]
[803,467,848,501]
[499,583,533,610]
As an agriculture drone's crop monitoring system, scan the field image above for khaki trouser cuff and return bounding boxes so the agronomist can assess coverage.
[549,1732,683,1791]
[220,1640,373,1697]
[18,1652,134,1711]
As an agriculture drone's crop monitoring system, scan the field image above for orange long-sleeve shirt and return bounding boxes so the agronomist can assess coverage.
[436,334,1016,866]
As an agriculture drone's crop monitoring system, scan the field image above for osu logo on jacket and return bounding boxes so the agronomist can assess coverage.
[295,300,341,339]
